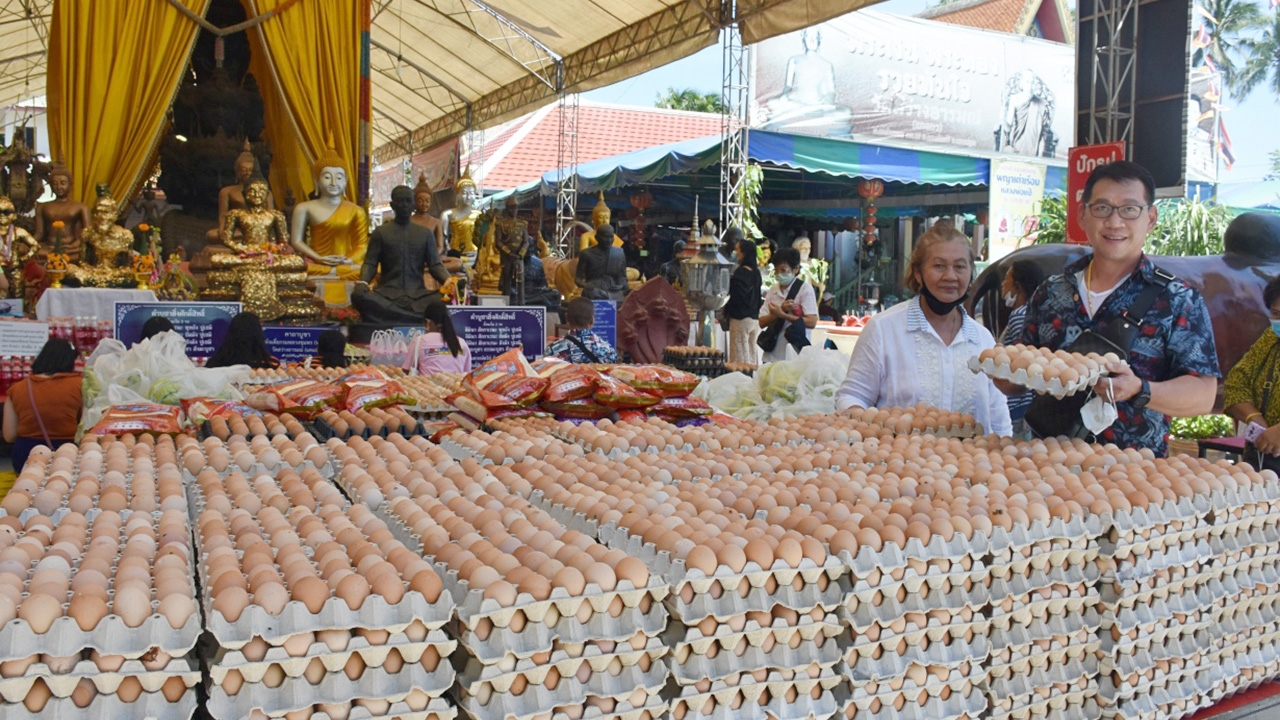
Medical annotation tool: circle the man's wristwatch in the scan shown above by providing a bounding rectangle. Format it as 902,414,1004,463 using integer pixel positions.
1131,378,1151,410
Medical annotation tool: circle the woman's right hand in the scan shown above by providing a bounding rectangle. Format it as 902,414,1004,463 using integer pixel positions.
1257,424,1280,456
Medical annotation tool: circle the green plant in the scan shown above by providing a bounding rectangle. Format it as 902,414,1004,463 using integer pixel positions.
1145,198,1234,256
737,163,765,241
655,88,725,113
1020,193,1069,245
1170,414,1235,439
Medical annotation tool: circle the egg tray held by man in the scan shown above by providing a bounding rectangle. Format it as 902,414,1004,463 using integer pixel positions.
970,344,1124,399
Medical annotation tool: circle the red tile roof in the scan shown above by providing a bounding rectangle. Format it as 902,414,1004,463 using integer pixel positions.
918,0,1029,33
461,101,723,191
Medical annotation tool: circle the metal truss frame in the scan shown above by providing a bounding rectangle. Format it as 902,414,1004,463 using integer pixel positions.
554,88,579,256
1086,0,1138,151
719,2,748,235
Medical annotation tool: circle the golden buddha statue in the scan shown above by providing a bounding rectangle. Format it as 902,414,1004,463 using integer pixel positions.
68,192,137,288
0,196,38,300
290,145,368,305
441,168,481,255
473,206,506,296
206,178,315,322
207,140,274,244
577,192,623,251
34,163,90,263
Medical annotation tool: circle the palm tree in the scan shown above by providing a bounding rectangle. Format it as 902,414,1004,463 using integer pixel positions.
1194,0,1265,93
655,88,725,113
1235,10,1280,99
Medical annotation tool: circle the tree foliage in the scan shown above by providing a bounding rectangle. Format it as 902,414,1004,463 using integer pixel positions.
1266,148,1280,181
655,88,725,113
1236,10,1280,100
1196,0,1266,94
1023,195,1234,256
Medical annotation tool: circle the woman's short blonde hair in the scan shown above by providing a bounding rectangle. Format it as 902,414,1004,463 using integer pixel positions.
902,222,974,294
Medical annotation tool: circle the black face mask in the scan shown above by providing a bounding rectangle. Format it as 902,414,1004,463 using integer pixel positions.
920,284,969,316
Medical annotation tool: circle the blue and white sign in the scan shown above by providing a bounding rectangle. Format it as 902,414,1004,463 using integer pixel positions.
115,301,241,357
264,326,330,363
449,306,547,364
591,300,616,348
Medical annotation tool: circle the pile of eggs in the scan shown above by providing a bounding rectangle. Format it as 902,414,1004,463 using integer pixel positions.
398,372,464,412
190,445,454,720
176,433,331,479
333,434,668,720
0,440,201,717
204,411,307,441
314,406,423,441
244,364,407,385
973,344,1119,397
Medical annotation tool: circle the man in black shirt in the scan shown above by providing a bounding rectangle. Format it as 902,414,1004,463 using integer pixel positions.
352,185,450,324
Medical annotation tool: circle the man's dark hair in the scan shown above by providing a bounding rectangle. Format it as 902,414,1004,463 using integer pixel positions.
772,247,801,271
1008,259,1046,299
32,338,77,375
565,297,595,327
1264,275,1280,310
316,329,348,368
1082,160,1156,205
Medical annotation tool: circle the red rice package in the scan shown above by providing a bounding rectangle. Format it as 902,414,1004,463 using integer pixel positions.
420,421,460,443
343,379,411,412
337,366,391,384
462,347,546,408
481,374,548,407
269,379,344,419
90,404,184,436
532,356,571,378
542,397,613,420
650,395,713,419
448,390,540,422
594,375,660,409
181,397,261,424
616,409,648,424
544,365,604,403
608,365,699,398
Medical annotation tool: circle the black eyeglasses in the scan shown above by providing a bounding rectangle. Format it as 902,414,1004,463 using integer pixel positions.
1086,203,1150,220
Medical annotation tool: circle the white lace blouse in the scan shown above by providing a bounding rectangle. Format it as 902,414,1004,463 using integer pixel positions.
834,296,1012,437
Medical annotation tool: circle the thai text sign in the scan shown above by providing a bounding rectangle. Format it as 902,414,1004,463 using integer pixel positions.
989,159,1047,260
1067,142,1127,245
115,302,240,357
448,306,546,364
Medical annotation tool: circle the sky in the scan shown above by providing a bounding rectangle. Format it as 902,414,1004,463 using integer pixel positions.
582,0,1279,184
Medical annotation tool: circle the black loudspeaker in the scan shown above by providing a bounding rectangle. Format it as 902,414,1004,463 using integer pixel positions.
1076,0,1193,190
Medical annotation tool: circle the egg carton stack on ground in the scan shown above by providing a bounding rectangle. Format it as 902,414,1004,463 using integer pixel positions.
341,437,669,720
507,449,848,720
400,372,465,419
0,440,202,720
188,448,456,720
1200,464,1280,706
986,512,1102,720
200,411,308,442
1094,458,1221,720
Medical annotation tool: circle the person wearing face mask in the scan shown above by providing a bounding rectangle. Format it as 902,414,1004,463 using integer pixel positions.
758,247,818,364
725,238,764,364
1225,276,1280,470
835,223,1012,436
998,260,1046,436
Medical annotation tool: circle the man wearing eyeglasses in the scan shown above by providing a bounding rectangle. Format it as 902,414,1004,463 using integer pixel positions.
1000,161,1219,455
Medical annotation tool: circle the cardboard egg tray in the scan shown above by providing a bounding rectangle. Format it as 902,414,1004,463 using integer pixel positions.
544,693,667,720
845,663,984,707
1207,521,1280,555
0,654,200,702
668,669,850,720
968,354,1104,399
845,563,990,609
1096,495,1210,538
1101,652,1215,700
456,637,668,695
1097,663,1219,711
989,627,1098,670
669,612,843,657
206,660,455,720
455,664,667,720
988,691,1102,720
180,453,336,486
1099,540,1216,585
987,650,1098,686
671,636,843,685
986,666,1097,708
837,530,991,580
989,605,1100,640
289,696,456,720
840,688,985,720
196,416,298,442
0,688,198,720
845,576,991,625
208,628,457,683
844,634,990,681
1101,522,1213,561
990,567,1101,604
845,615,989,666
461,691,665,720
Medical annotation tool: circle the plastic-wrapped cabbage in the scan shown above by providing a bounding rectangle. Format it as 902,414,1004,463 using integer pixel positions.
695,346,849,420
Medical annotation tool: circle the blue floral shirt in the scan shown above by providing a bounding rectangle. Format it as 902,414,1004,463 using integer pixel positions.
547,329,619,364
1018,254,1220,456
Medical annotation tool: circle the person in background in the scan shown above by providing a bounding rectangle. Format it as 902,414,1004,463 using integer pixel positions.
999,259,1046,436
403,299,472,375
835,223,1012,436
725,238,763,365
758,247,818,364
139,316,176,342
307,329,349,369
548,297,618,364
660,240,686,287
3,339,82,472
1225,276,1280,470
206,312,279,369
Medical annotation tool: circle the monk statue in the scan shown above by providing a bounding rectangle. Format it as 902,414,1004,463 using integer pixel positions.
441,168,481,255
34,162,90,263
577,192,621,252
352,185,449,325
205,177,314,322
0,196,38,300
290,145,368,305
68,191,136,288
494,196,529,300
759,28,853,137
207,140,273,243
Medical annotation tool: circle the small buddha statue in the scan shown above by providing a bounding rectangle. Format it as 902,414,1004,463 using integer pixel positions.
290,145,368,305
577,192,622,251
207,140,273,244
493,196,529,299
207,178,315,322
68,192,137,288
34,162,90,263
0,196,38,300
472,213,503,296
411,173,444,254
441,168,482,255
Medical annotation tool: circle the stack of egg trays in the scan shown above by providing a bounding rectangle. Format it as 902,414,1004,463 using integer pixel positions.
1200,475,1280,707
1095,495,1218,720
986,515,1102,720
0,506,202,720
839,532,989,720
188,464,457,720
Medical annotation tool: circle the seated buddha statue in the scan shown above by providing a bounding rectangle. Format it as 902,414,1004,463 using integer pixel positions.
577,192,622,251
290,146,368,305
34,162,90,264
205,178,315,322
67,191,137,288
441,168,482,256
0,195,39,300
206,140,273,244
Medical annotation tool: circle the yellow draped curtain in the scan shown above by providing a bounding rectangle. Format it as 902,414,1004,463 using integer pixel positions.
48,0,211,208
243,0,362,205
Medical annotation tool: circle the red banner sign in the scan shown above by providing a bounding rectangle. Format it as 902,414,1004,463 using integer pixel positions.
1066,141,1126,245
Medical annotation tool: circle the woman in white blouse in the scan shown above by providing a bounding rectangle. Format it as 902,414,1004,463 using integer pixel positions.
835,223,1012,436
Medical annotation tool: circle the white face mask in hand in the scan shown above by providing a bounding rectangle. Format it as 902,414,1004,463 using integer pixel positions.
1081,377,1118,435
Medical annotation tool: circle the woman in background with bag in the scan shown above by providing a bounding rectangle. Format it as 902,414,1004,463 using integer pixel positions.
1225,276,1280,470
3,339,82,472
758,247,817,364
725,238,763,365
835,223,1011,436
